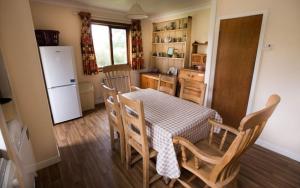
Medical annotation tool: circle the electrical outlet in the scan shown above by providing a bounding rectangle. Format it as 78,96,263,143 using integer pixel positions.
264,43,272,50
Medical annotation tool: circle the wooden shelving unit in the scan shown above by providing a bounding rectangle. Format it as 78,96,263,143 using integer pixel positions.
153,28,188,34
152,42,186,45
151,17,192,73
152,56,185,60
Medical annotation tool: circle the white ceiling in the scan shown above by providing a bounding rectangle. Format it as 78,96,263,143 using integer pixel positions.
33,0,210,17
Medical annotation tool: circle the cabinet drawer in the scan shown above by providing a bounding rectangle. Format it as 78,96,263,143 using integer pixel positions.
179,69,204,82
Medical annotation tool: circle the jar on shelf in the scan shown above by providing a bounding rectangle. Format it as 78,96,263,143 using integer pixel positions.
155,35,160,43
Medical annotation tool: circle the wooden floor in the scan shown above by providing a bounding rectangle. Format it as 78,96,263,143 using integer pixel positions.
36,105,300,188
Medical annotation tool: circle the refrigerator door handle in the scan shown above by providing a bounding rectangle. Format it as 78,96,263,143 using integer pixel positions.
49,84,77,89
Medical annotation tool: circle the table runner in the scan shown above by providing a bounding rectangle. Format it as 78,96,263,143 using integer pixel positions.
122,88,222,178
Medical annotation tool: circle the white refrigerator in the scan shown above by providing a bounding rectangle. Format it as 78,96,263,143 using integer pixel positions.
39,46,82,124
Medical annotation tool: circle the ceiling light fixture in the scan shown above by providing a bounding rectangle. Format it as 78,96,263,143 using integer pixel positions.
127,1,148,20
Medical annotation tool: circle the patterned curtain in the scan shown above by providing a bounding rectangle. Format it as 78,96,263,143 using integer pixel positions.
79,12,99,75
130,20,144,70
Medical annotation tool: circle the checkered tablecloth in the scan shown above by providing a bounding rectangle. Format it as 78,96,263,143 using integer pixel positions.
122,88,222,179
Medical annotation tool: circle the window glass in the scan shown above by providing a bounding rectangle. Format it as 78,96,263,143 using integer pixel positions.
91,24,111,67
112,28,128,65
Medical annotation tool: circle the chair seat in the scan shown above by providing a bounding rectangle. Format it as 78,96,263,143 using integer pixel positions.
180,139,224,185
129,138,158,158
195,139,224,157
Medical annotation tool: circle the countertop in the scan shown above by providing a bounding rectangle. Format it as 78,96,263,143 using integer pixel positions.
140,69,205,79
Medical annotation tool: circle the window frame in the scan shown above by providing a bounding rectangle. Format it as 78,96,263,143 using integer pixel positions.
91,20,131,70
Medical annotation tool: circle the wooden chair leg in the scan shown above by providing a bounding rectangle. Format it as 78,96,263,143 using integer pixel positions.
149,174,162,184
149,160,156,170
119,133,125,164
187,175,196,183
126,143,132,170
131,154,143,166
109,125,114,151
143,156,150,188
223,178,238,188
169,179,177,188
163,177,170,185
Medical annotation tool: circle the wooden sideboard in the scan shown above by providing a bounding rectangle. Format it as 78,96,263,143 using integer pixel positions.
140,73,160,89
140,69,204,92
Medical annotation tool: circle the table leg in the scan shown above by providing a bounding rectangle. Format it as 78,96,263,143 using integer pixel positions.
163,176,170,184
169,179,177,188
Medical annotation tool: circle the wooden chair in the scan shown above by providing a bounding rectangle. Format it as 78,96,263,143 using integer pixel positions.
157,75,177,96
119,94,161,188
101,83,125,163
103,64,139,93
180,79,207,105
171,94,280,188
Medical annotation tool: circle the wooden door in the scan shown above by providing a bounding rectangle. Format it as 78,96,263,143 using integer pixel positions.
212,15,263,128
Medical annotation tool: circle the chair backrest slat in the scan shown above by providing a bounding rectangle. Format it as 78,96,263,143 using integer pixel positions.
119,94,149,155
210,94,280,182
180,79,206,105
219,130,228,150
103,64,132,93
157,75,177,96
101,84,123,131
175,94,280,185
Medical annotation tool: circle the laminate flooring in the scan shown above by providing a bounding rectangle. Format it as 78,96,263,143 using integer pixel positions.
36,105,300,188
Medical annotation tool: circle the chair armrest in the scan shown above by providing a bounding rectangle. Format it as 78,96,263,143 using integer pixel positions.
130,85,141,92
173,136,223,165
208,119,239,135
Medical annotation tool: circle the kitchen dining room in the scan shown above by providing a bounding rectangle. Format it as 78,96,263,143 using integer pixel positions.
0,0,300,188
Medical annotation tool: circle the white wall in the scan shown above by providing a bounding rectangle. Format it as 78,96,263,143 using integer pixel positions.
214,0,300,161
30,1,133,102
0,0,59,165
0,53,12,98
29,2,211,92
141,19,154,70
0,130,6,151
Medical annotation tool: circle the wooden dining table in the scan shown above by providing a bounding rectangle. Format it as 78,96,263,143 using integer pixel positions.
122,88,222,179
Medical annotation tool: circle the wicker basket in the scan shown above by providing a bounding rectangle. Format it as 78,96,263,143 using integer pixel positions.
35,30,59,46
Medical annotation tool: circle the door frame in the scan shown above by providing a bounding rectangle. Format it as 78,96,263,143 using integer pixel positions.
205,9,269,114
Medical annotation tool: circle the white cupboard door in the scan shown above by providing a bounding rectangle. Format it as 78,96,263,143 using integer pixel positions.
40,46,76,88
48,85,82,124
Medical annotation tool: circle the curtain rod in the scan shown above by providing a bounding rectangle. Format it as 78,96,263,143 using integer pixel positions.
73,11,132,24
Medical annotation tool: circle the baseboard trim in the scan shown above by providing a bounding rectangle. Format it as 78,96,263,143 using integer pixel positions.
256,138,300,162
28,154,61,172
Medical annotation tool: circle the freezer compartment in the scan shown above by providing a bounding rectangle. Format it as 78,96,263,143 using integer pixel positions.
48,85,82,124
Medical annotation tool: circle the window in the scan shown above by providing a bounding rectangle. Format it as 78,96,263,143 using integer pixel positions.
91,22,129,68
